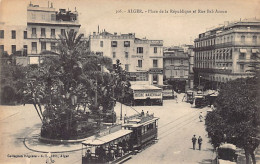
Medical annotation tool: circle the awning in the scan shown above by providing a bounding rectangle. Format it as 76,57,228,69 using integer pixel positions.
252,49,260,53
240,49,247,53
82,130,132,146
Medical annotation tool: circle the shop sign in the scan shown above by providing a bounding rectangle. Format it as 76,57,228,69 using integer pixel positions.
134,90,162,99
149,68,163,74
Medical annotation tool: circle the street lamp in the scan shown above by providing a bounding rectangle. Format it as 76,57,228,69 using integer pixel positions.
199,75,202,88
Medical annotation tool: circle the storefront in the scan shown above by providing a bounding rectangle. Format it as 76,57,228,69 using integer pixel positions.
130,85,163,106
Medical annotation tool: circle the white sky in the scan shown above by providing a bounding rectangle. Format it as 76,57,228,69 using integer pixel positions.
0,0,259,46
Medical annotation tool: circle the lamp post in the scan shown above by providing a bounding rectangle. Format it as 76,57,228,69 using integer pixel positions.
199,75,202,88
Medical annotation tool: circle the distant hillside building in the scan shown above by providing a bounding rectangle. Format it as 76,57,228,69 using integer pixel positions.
89,31,164,86
193,18,260,89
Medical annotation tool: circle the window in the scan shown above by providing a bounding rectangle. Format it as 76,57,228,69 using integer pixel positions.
138,60,142,67
100,41,103,47
125,64,129,71
61,29,65,36
24,31,27,39
11,30,16,39
125,52,129,58
251,53,257,60
153,74,158,84
51,29,55,38
124,41,130,47
51,43,56,51
11,45,16,54
51,14,56,21
180,59,183,65
112,52,116,58
153,59,158,68
0,45,4,54
32,42,37,52
31,13,36,19
32,28,36,37
23,45,27,56
253,36,257,44
111,41,117,47
135,72,148,81
41,42,46,51
0,30,4,38
240,64,244,72
41,28,46,37
241,35,245,43
137,47,143,53
154,47,157,53
180,70,184,77
239,53,245,59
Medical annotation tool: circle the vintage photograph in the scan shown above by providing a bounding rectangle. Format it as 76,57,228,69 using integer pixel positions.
0,0,259,163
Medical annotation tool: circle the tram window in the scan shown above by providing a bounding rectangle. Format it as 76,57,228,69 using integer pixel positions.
138,129,142,135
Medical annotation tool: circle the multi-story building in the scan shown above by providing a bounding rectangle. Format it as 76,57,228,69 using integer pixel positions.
163,46,190,92
0,23,27,57
0,2,82,65
89,31,164,85
194,18,260,89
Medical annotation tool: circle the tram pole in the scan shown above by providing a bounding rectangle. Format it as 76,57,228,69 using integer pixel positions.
120,98,122,121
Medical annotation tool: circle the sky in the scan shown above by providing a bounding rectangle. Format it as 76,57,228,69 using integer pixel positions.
0,0,259,46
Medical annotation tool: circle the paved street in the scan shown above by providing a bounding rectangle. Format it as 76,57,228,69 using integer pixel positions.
0,93,215,164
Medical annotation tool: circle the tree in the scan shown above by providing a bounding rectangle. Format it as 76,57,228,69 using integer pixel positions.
23,30,132,139
205,76,260,164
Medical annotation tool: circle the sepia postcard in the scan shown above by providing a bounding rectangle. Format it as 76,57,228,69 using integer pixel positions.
0,0,259,164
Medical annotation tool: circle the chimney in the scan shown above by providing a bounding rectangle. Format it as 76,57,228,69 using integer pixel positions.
114,32,117,35
50,3,53,8
93,32,96,36
98,25,99,34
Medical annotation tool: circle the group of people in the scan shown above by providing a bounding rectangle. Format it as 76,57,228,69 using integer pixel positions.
84,141,131,162
191,135,203,150
140,110,149,117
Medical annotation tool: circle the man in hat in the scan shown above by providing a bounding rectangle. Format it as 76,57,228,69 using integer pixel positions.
192,135,197,150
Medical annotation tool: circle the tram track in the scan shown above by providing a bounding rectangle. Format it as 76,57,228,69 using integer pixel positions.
158,107,209,140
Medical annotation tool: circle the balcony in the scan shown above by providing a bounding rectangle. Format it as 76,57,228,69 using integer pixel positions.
237,58,260,63
40,34,46,38
31,49,37,54
193,67,232,74
31,34,37,38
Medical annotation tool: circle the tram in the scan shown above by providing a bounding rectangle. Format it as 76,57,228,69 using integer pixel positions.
81,113,159,164
122,112,159,150
216,143,238,164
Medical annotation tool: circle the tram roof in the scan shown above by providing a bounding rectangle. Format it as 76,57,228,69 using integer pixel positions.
130,85,162,91
122,117,159,128
82,129,132,146
219,143,236,150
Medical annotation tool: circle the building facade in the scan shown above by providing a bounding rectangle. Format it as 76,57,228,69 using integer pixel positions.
0,3,82,65
163,46,190,92
89,32,164,85
194,18,260,89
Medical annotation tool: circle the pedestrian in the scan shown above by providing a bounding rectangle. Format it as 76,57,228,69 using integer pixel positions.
199,112,203,122
146,111,149,117
46,152,55,164
175,94,178,103
192,135,197,150
141,110,144,116
198,136,203,150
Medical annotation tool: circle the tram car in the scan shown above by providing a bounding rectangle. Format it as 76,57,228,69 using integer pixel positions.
81,113,159,164
216,143,238,164
122,112,159,150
